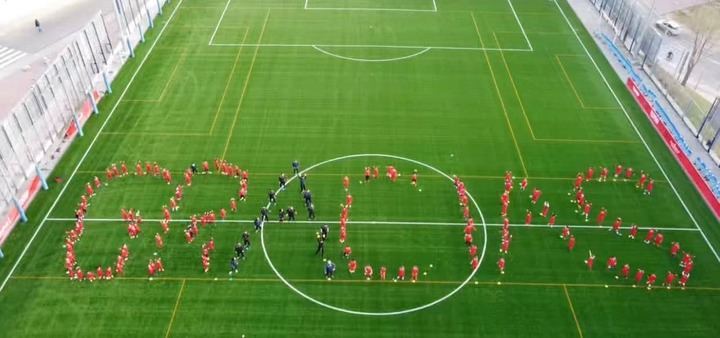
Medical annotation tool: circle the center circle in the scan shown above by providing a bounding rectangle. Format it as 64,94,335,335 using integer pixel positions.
260,153,487,316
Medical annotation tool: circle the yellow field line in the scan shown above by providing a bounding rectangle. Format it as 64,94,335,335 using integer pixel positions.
555,54,621,110
563,284,585,338
493,32,537,140
164,279,186,338
208,27,250,134
221,10,270,158
123,49,188,103
495,30,571,35
473,13,528,177
9,275,717,291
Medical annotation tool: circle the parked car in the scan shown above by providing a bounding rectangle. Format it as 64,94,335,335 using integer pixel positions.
655,19,681,36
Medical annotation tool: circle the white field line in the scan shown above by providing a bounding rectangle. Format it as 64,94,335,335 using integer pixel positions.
304,0,308,10
208,0,232,45
552,0,720,263
306,7,436,12
44,217,699,232
432,0,437,12
312,45,431,62
209,43,532,52
506,0,533,51
0,0,186,295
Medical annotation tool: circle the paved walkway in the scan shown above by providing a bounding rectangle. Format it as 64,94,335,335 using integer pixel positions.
567,0,720,185
0,0,114,119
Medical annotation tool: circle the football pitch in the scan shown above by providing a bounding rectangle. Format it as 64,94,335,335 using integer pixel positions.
2,0,720,336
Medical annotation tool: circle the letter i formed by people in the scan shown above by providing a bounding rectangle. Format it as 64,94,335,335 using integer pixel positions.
35,19,42,32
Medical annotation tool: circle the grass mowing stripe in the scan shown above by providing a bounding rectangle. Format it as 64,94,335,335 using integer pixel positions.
0,0,186,295
9,276,720,291
473,12,529,177
563,284,585,338
208,27,250,134
552,0,720,263
221,9,270,158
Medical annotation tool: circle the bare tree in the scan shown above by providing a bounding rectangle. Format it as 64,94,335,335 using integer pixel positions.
679,1,720,86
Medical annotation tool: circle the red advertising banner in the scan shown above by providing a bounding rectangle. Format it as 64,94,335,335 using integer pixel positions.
627,78,720,220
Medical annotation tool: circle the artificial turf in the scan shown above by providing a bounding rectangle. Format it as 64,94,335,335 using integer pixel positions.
1,0,719,336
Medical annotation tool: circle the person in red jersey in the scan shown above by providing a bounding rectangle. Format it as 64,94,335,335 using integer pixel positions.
120,162,128,176
239,185,248,201
169,197,178,212
548,213,557,227
614,164,623,180
519,177,528,191
135,161,144,176
162,169,172,185
679,272,690,289
105,266,113,280
120,244,129,261
573,173,583,192
220,208,227,220
155,233,164,249
606,256,618,270
175,185,183,201
380,266,387,280
148,260,156,277
582,201,592,222
202,255,210,273
345,194,353,208
585,167,594,181
184,170,192,186
500,239,510,254
636,171,647,189
525,209,532,225
105,167,113,181
155,258,164,272
411,170,418,187
628,224,638,239
654,232,664,247
504,178,512,193
208,237,216,252
343,245,352,258
464,233,473,246
463,205,471,220
93,176,102,189
348,259,357,274
504,171,513,183
343,175,350,191
663,271,676,289
160,220,169,234
540,201,550,218
411,265,420,282
644,179,655,195
618,263,630,279
202,161,210,174
466,217,476,230
584,251,595,270
86,271,96,282
145,161,152,174
364,167,371,183
530,187,541,204
397,265,406,280
364,265,373,280
596,207,607,225
184,230,193,243
599,166,609,182
561,226,571,240
683,260,694,275
471,255,480,270
226,199,236,215
610,217,622,235
502,217,510,231
670,242,681,257
497,257,506,274
644,228,656,244
96,266,104,280
372,166,379,179
469,244,478,257
646,273,657,289
575,191,585,212
500,191,509,207
76,268,84,281
633,269,645,287
568,235,576,251
339,226,347,243
624,167,633,181
85,183,94,197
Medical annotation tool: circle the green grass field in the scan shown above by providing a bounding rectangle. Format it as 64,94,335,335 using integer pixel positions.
1,0,720,336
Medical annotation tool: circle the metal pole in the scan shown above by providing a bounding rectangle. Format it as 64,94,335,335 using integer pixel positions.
35,165,48,190
11,196,27,223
